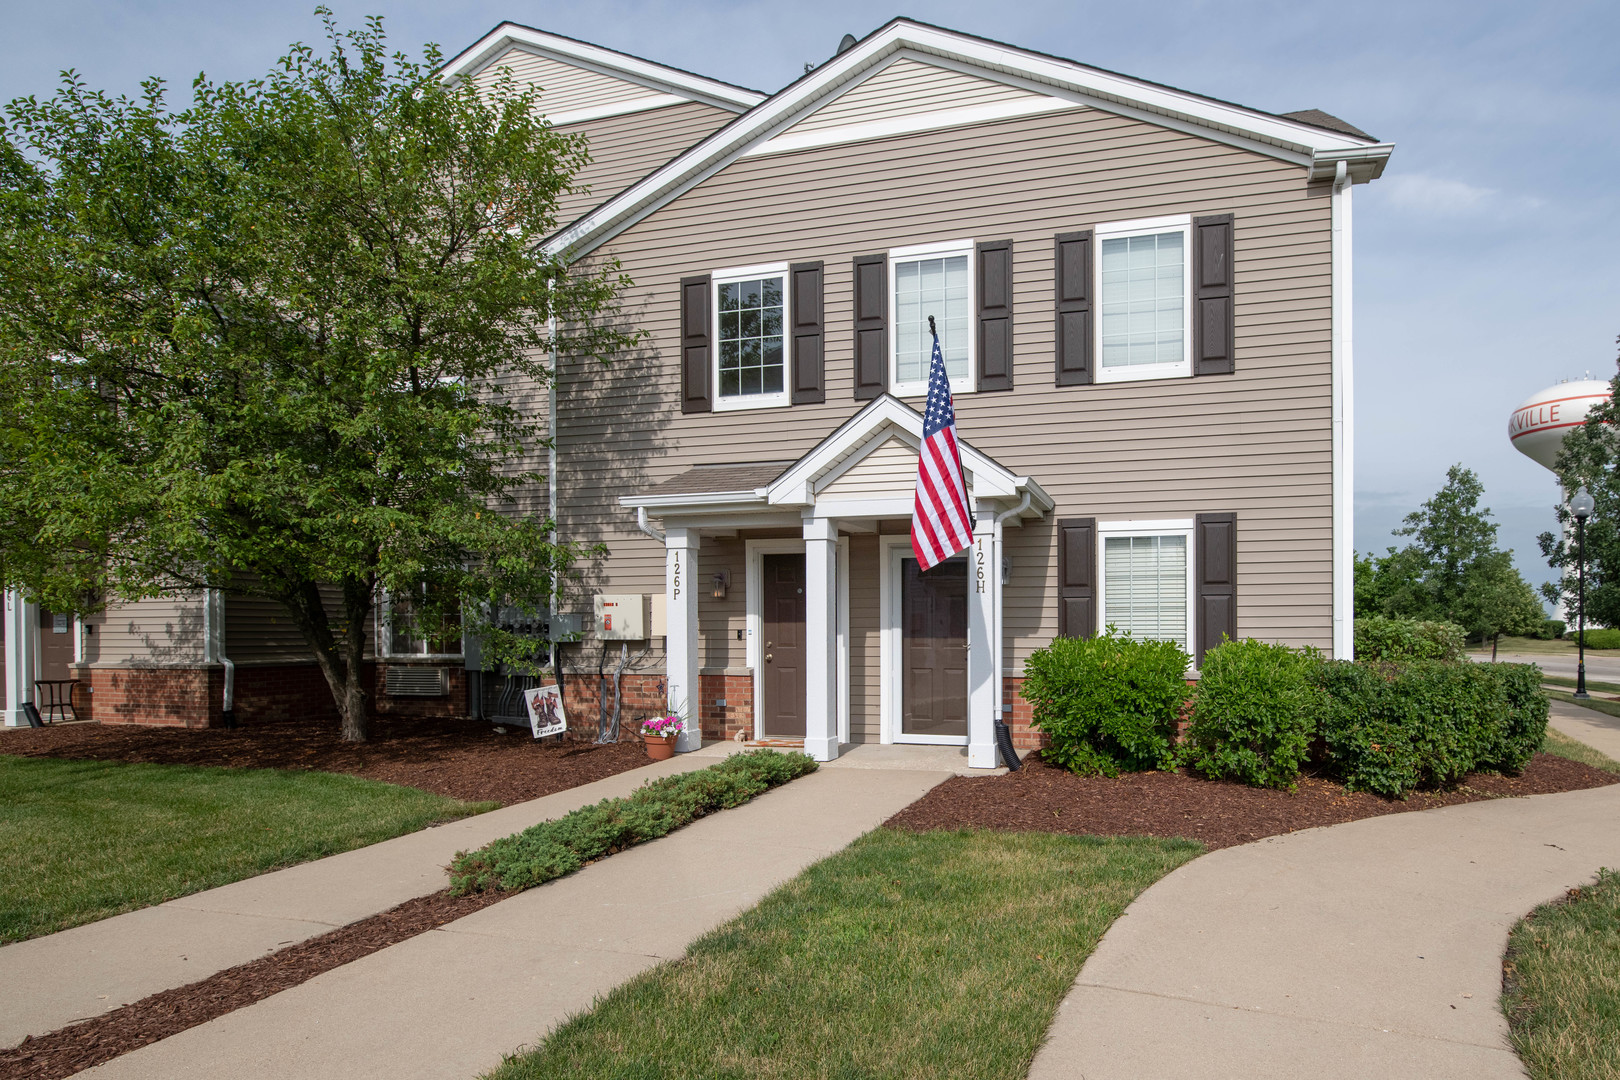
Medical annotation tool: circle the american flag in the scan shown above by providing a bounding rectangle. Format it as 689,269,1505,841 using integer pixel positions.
911,329,973,570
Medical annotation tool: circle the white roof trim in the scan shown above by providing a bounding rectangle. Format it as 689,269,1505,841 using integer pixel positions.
544,94,690,127
543,20,1391,260
744,94,1079,157
443,23,766,114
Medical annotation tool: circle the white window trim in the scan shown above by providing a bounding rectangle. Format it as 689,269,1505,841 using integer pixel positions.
377,591,465,661
711,261,792,412
1096,518,1196,655
888,240,976,398
1094,214,1194,385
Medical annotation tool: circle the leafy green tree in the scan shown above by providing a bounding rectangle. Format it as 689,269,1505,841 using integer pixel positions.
1392,465,1501,620
1455,550,1547,659
1541,342,1620,628
0,13,635,740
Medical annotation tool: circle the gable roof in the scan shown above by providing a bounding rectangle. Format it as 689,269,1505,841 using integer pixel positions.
1280,109,1375,142
442,22,767,123
544,18,1393,260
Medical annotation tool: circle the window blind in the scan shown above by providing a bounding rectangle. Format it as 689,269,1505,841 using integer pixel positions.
1103,534,1188,649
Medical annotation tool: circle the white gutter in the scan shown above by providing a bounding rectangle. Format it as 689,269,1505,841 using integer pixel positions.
636,506,665,544
1330,159,1355,660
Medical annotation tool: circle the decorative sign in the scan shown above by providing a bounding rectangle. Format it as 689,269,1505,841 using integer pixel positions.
523,685,567,740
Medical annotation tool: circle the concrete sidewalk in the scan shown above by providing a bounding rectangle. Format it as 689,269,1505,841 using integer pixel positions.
0,741,752,1049
1548,697,1620,761
1030,782,1620,1080
75,754,953,1080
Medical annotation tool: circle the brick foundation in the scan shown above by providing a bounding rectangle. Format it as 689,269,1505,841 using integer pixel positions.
699,672,754,741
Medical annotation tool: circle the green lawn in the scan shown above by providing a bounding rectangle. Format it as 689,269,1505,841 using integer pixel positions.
0,755,493,943
1543,729,1620,775
1541,674,1620,695
1469,637,1620,658
1546,689,1620,722
1503,868,1620,1080
486,828,1201,1080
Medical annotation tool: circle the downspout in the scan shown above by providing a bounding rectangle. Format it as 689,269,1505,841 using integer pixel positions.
1330,159,1355,660
991,491,1031,769
203,589,235,728
636,506,665,544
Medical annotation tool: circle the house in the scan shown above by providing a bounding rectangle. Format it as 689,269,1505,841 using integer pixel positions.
3,19,1391,761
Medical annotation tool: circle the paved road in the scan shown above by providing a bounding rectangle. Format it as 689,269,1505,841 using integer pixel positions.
75,754,955,1080
1472,649,1620,682
1030,784,1620,1079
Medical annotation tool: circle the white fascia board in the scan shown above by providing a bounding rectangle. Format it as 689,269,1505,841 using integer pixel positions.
543,22,1389,262
1310,144,1395,185
544,94,690,127
618,491,767,512
767,397,921,503
443,24,766,113
745,95,1079,157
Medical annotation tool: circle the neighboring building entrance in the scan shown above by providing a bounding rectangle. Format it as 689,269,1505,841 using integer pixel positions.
39,609,74,681
760,553,806,737
901,557,968,740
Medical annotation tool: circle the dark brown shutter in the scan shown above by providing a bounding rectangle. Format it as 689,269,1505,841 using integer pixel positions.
852,254,888,400
679,274,711,413
1057,517,1096,639
1054,230,1093,386
976,239,1013,392
1195,512,1237,665
789,261,825,405
1192,214,1235,376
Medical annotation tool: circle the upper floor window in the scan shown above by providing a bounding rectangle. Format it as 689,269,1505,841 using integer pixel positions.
1097,215,1192,383
713,264,789,410
890,240,974,397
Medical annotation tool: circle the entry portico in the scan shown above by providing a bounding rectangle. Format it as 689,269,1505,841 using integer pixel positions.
622,395,1051,768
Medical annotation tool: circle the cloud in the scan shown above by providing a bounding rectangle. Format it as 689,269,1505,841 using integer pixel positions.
1376,172,1544,217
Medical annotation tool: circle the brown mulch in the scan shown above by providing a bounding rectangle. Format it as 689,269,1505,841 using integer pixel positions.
0,888,506,1080
0,713,653,805
885,751,1620,850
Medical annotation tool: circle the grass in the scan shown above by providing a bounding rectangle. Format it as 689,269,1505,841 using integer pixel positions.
1541,674,1620,695
1468,636,1620,658
1503,868,1620,1080
0,755,494,943
1542,729,1620,775
1546,689,1620,722
485,828,1202,1080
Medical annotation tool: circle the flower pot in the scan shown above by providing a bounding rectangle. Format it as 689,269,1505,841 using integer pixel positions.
643,733,677,760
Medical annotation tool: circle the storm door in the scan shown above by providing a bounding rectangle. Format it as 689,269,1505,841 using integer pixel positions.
900,557,968,740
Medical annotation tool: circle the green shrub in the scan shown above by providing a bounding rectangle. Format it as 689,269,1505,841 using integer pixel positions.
1315,660,1546,797
1533,619,1566,641
1353,616,1466,662
1022,628,1189,776
1573,628,1620,649
448,751,816,894
1182,639,1322,789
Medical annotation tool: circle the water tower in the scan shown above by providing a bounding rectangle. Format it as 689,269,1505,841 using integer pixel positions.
1509,379,1611,472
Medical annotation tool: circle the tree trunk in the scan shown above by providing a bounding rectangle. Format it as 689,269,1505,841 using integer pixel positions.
278,574,374,742
1491,633,1499,662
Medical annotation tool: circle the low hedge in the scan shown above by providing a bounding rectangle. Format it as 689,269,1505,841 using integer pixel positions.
449,750,816,895
1182,639,1322,789
1315,659,1546,797
1572,628,1620,650
1353,616,1466,662
1022,628,1188,777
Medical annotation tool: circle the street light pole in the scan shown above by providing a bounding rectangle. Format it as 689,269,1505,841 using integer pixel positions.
1571,486,1595,700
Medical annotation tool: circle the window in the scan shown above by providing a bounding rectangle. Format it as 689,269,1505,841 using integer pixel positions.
713,264,790,410
383,587,462,658
1096,215,1192,383
890,240,974,396
1099,519,1195,653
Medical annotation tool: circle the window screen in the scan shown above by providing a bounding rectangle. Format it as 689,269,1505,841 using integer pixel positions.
1100,231,1185,369
1103,534,1188,649
894,254,970,386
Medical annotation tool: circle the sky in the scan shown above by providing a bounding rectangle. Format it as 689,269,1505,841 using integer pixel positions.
3,0,1616,596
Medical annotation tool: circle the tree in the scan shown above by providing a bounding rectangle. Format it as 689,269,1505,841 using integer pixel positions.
1455,550,1546,660
1540,336,1620,628
0,13,636,740
1391,464,1501,621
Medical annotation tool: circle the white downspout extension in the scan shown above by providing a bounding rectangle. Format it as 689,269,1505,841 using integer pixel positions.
1330,159,1355,660
202,589,234,721
992,491,1032,733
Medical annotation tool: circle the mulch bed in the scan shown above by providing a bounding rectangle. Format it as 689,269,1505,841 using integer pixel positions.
885,751,1620,850
0,888,506,1080
0,713,652,805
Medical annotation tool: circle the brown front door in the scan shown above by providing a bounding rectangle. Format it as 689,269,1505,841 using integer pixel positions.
761,553,806,738
902,557,968,739
39,609,74,681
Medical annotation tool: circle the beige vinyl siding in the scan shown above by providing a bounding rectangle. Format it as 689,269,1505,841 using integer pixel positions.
83,596,206,666
847,535,880,742
793,57,1042,133
549,101,1337,687
470,46,665,116
224,583,379,666
552,102,736,228
817,437,917,498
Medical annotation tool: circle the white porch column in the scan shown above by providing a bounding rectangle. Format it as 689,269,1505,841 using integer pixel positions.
803,516,839,762
665,527,702,752
4,590,38,727
967,510,998,768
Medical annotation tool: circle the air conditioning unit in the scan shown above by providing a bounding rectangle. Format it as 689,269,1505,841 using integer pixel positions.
385,666,446,697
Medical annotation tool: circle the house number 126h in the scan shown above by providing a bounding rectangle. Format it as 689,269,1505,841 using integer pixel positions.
975,544,986,593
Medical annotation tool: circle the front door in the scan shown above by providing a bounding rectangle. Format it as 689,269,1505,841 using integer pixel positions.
39,609,74,681
761,553,806,738
901,557,968,740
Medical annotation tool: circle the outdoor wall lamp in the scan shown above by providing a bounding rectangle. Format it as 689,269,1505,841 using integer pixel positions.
1571,486,1594,700
711,570,729,600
